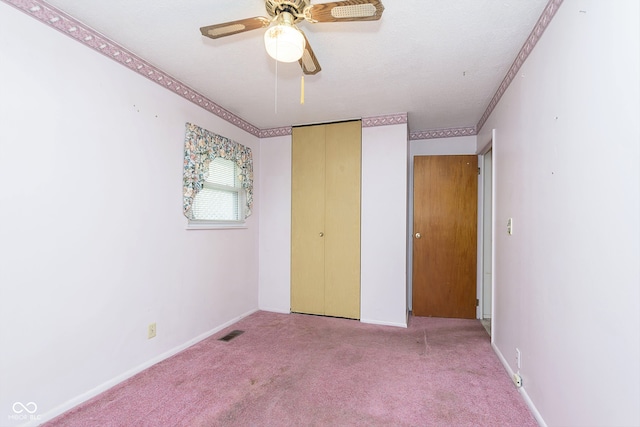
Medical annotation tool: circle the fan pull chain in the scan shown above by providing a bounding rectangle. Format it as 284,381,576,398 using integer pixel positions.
300,75,305,104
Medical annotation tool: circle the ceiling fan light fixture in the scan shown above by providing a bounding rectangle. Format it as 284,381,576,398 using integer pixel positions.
264,12,305,63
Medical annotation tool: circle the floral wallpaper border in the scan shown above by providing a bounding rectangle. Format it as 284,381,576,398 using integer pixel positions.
3,0,562,140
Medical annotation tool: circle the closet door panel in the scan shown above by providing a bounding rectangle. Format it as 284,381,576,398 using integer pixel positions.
291,125,326,315
324,121,361,319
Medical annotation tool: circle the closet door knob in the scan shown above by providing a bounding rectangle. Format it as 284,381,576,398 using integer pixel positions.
415,232,421,239
319,232,324,237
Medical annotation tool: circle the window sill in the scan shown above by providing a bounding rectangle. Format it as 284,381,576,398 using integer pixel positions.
186,221,247,230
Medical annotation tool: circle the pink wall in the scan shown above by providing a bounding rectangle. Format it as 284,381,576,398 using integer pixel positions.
258,135,292,313
478,1,640,425
0,3,260,423
360,124,409,327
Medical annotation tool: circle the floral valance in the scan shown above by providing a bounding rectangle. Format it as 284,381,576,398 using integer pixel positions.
183,122,253,220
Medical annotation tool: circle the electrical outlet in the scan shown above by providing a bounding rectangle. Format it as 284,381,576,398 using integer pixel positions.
516,348,521,369
148,322,157,339
513,373,523,388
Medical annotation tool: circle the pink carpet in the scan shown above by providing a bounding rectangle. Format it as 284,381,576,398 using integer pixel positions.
46,311,537,426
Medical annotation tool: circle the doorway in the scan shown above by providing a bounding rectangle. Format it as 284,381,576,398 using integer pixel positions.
412,155,478,319
482,148,493,321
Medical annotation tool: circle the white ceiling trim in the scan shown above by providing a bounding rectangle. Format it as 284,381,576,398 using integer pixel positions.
3,0,563,141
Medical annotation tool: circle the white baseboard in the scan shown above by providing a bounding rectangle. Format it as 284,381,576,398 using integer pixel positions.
258,309,409,328
491,342,547,427
30,308,259,427
259,306,291,314
360,318,407,328
518,384,547,427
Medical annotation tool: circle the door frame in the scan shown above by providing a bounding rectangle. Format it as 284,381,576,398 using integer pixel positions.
477,129,496,336
408,132,495,322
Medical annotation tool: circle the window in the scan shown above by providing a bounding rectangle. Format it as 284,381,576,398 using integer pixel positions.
182,122,253,229
191,157,245,222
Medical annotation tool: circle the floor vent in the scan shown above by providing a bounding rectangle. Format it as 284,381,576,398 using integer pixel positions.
218,330,244,342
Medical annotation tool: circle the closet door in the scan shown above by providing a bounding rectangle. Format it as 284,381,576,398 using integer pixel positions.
324,121,361,319
290,121,361,319
291,125,326,315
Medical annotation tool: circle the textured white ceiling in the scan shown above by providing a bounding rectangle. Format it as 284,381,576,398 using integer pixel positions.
37,0,550,134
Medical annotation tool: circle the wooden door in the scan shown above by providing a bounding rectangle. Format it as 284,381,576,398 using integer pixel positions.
412,155,477,318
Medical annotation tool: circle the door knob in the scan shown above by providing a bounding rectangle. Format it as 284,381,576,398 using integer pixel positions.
319,232,324,237
415,232,421,239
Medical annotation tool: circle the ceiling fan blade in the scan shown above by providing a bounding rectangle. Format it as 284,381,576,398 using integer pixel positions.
299,32,321,75
200,17,271,39
305,0,384,23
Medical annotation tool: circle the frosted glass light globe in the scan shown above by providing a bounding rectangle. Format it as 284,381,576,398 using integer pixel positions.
264,24,305,63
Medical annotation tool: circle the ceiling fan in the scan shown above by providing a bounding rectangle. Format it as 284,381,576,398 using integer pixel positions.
200,0,385,75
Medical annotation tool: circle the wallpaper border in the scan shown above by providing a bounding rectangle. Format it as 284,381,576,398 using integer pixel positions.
2,0,563,141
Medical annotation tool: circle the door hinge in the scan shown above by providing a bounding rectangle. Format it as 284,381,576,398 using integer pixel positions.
478,167,481,175
476,298,480,307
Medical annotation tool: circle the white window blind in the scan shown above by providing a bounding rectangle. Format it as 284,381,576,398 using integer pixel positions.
191,157,243,221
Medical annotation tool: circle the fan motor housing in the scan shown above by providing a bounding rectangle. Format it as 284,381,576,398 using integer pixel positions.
265,0,310,23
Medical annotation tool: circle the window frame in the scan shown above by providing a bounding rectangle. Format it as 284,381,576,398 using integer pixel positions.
187,188,247,228
189,157,246,226
182,123,253,230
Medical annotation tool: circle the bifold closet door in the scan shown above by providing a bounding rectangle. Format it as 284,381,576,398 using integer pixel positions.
290,121,361,319
324,122,361,319
291,124,326,316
